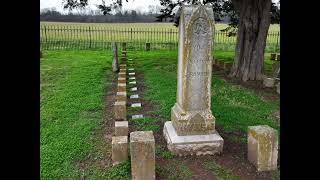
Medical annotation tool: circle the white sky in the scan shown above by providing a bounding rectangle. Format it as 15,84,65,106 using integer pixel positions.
40,0,279,13
40,0,161,13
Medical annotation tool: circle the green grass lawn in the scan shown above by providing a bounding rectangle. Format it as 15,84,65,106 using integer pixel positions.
128,49,280,134
40,49,279,179
40,50,112,179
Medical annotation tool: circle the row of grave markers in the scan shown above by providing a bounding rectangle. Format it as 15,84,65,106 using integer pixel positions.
110,5,278,176
111,45,156,179
213,57,280,94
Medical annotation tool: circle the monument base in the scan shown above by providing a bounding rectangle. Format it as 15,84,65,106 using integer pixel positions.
163,121,224,156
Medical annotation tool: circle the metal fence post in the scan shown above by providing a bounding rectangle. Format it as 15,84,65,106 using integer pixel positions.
275,32,280,53
44,25,48,44
89,26,92,49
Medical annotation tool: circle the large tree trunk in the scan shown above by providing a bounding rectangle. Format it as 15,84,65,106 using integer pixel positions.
229,0,272,81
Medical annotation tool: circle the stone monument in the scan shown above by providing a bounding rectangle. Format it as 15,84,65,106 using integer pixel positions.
112,42,119,72
247,125,278,171
163,4,224,156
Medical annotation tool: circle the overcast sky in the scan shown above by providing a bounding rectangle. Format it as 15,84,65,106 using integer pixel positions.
40,0,279,13
40,0,161,13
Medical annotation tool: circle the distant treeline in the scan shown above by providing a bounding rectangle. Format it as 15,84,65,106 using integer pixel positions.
40,8,230,23
40,8,171,23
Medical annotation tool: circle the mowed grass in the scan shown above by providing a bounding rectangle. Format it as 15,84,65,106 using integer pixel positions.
40,50,111,179
128,49,279,135
40,49,279,179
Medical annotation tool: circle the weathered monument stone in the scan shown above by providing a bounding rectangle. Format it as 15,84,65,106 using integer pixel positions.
115,121,128,136
248,125,278,171
276,82,280,94
130,131,155,180
116,91,127,101
121,51,127,57
118,77,126,84
119,72,126,79
117,83,126,92
119,68,126,73
263,77,275,88
112,42,119,72
163,5,224,156
114,101,126,120
112,136,128,165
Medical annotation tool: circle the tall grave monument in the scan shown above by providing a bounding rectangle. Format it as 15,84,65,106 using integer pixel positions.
163,4,224,156
112,41,119,72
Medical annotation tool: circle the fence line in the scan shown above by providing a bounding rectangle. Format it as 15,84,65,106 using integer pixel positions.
40,25,280,52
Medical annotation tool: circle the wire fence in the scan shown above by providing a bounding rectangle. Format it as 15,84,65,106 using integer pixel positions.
40,25,280,52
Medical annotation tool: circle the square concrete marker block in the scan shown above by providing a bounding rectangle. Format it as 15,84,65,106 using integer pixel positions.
115,121,128,136
114,101,126,120
248,125,278,171
118,78,126,84
116,92,127,101
117,83,126,92
119,72,126,79
129,72,135,76
131,103,141,108
263,77,275,88
130,94,139,99
131,87,137,91
129,81,136,85
129,77,136,80
132,114,143,119
112,136,128,165
130,131,155,180
128,68,134,71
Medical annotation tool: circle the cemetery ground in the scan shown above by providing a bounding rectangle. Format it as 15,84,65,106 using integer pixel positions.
41,49,280,179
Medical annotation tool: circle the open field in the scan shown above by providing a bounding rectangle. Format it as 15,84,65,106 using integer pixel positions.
40,22,280,32
40,49,279,179
40,22,280,52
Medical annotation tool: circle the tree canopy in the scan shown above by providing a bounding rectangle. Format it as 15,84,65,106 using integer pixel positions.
63,0,280,33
